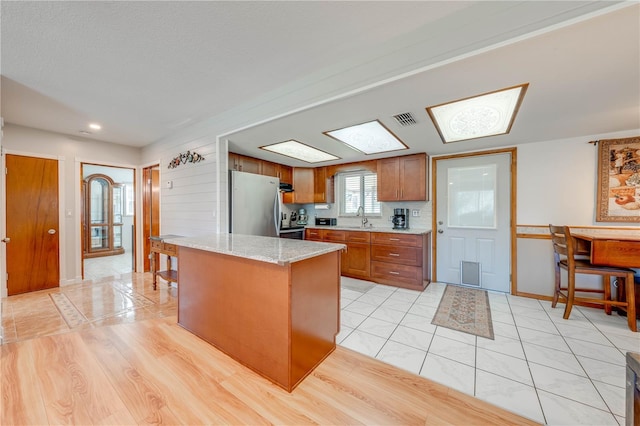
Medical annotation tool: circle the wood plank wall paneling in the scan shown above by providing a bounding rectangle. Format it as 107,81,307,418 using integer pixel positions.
160,139,221,236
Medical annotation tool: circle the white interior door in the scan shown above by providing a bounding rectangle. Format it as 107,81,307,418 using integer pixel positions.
435,152,511,292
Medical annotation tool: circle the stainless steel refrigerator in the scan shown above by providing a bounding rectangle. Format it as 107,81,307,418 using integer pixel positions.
229,170,280,237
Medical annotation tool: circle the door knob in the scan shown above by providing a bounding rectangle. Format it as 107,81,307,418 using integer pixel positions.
48,229,56,234
1,237,9,243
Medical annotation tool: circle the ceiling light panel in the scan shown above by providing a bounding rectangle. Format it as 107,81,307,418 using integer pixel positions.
324,120,408,155
426,83,529,143
260,140,340,163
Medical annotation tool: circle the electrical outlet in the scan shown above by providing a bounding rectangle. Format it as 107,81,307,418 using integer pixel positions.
412,209,420,217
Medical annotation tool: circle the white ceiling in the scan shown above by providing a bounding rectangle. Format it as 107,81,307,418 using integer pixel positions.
2,1,638,167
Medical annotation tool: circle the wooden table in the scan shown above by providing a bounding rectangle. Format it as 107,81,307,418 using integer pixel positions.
572,232,640,321
572,232,640,268
150,235,182,290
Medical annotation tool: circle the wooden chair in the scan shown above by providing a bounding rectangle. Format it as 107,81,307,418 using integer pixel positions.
549,225,637,332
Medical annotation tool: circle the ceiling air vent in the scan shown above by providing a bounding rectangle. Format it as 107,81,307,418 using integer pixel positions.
392,112,417,127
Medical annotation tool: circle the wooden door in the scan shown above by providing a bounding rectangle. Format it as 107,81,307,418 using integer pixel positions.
143,166,160,271
6,155,59,295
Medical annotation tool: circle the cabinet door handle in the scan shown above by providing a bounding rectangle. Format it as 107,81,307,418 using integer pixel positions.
389,238,400,241
389,253,400,256
389,271,400,275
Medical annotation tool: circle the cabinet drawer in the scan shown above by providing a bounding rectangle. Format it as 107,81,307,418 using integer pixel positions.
305,229,323,241
346,231,370,243
371,261,422,286
371,245,422,266
163,243,178,256
323,230,347,242
371,232,422,247
151,240,163,250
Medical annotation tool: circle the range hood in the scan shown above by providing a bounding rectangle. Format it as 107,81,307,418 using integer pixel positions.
279,183,294,192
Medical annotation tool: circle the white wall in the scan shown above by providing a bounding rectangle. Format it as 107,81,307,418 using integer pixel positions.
515,128,640,298
517,132,635,226
1,124,141,286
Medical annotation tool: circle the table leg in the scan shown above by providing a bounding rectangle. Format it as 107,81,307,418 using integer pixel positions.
152,251,158,290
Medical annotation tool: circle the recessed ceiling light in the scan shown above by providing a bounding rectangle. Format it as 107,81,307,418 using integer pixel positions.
323,120,408,154
426,83,529,143
260,140,340,163
89,123,101,130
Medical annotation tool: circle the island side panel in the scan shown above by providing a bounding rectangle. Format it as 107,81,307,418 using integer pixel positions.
290,250,341,389
177,246,290,388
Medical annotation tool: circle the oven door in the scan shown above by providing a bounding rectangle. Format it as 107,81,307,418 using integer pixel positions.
279,228,305,240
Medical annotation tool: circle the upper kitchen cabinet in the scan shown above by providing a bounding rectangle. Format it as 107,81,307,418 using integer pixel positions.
228,153,292,184
261,160,278,177
377,153,428,201
288,167,314,204
314,167,334,204
279,165,292,185
229,153,262,174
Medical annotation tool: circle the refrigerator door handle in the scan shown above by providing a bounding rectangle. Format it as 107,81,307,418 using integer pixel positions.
274,190,281,235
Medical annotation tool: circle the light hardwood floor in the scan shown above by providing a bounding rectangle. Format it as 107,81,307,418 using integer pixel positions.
1,274,538,425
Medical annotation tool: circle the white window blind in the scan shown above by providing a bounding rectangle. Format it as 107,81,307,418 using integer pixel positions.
340,172,380,215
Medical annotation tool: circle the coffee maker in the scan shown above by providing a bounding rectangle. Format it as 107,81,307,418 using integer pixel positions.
296,208,308,225
392,208,409,230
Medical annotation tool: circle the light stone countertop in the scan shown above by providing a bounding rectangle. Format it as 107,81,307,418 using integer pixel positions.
164,233,345,266
305,225,431,235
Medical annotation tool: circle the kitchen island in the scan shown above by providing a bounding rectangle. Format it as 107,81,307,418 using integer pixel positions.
165,234,345,392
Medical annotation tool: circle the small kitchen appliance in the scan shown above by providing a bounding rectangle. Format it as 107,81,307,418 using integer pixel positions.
297,208,308,225
392,208,409,230
315,217,337,226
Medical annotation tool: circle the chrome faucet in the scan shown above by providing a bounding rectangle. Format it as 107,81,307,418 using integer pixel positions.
356,206,368,227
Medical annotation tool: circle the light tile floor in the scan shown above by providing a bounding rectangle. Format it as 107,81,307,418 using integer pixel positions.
83,252,133,281
338,277,639,426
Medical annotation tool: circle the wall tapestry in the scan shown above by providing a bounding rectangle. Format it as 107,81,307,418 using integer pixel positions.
596,136,640,222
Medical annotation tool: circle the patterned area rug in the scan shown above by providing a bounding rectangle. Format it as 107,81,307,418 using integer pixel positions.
431,285,494,339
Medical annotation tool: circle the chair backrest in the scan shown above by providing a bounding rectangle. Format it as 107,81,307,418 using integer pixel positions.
549,224,577,268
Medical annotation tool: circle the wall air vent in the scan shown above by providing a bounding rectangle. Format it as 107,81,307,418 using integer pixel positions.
392,112,417,127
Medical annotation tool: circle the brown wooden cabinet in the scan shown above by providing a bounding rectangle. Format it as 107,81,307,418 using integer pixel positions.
344,232,370,279
377,153,427,201
229,153,262,174
290,167,314,204
261,160,278,177
314,167,334,203
305,227,431,289
305,228,323,241
279,165,293,184
370,231,430,291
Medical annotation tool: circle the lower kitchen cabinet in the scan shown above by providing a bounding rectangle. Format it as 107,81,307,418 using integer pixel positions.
304,228,430,290
344,232,370,279
370,232,430,291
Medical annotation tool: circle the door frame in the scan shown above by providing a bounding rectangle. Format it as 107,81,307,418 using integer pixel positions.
2,150,65,298
74,158,141,282
431,147,517,294
142,164,160,272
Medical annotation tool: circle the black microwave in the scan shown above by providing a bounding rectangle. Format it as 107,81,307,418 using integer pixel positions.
315,217,337,226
